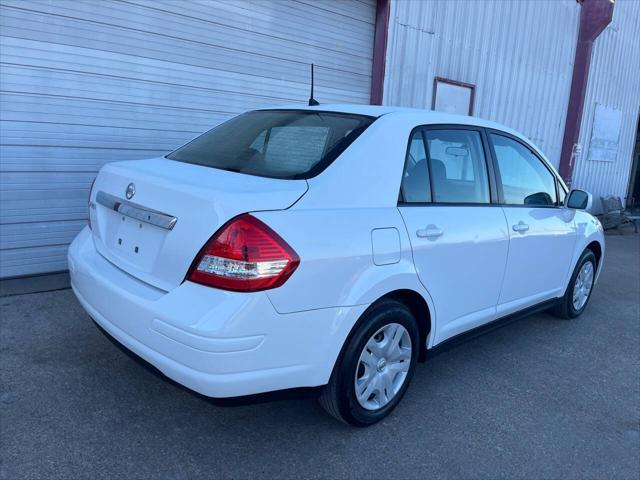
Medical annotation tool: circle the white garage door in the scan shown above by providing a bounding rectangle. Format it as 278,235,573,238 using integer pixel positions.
0,0,375,278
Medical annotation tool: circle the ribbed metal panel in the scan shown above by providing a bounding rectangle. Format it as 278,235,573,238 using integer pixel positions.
384,0,580,167
0,0,375,277
571,0,640,212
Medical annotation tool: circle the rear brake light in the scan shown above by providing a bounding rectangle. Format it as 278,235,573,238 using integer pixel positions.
187,214,299,292
87,177,96,230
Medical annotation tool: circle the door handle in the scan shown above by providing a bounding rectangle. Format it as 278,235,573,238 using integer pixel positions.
512,221,530,233
416,225,444,239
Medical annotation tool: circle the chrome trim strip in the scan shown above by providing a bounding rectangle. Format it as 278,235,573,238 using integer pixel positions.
96,191,178,230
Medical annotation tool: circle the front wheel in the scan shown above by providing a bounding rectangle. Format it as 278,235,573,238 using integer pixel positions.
319,299,419,426
552,249,597,319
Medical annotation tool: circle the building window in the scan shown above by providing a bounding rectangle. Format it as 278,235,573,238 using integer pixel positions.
432,77,476,116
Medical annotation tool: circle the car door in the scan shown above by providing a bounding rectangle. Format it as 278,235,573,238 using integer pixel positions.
488,131,577,316
398,126,509,344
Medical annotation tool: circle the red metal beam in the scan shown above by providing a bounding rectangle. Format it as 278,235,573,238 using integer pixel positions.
558,0,614,185
370,0,390,105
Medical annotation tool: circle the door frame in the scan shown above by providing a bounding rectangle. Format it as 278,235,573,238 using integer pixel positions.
625,113,640,208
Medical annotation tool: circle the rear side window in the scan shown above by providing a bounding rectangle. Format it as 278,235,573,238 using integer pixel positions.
424,129,490,204
401,131,431,203
490,134,558,206
167,110,374,180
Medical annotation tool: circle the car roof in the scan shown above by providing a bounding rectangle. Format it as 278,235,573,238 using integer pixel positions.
263,103,525,141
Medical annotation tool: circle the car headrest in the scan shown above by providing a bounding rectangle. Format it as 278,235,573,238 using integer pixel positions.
430,159,447,181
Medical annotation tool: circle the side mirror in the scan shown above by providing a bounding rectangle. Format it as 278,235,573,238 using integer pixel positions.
566,189,592,210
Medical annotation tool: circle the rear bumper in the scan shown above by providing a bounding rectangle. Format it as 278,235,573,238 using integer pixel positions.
68,227,366,398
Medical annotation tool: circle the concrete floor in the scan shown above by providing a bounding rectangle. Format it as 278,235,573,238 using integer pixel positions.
1,234,638,479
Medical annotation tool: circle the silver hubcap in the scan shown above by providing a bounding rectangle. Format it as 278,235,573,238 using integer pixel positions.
354,323,412,411
572,260,594,310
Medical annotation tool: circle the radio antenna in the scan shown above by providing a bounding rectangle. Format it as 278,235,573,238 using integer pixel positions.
308,63,320,106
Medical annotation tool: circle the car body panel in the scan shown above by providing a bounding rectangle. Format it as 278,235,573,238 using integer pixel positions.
399,205,510,344
564,210,606,290
496,206,578,317
69,227,368,396
69,104,605,399
90,158,307,291
255,208,434,316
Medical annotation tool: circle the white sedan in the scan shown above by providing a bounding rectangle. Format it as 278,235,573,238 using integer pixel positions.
68,105,604,426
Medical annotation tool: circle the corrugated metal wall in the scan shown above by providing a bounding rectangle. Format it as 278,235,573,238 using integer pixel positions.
0,0,376,278
384,0,580,168
571,0,640,212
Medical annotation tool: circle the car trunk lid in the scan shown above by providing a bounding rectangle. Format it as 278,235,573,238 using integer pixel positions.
90,158,308,291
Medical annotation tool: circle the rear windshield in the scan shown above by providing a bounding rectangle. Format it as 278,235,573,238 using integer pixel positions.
166,110,375,179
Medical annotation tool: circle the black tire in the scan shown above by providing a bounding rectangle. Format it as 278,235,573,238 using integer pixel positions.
318,299,420,426
552,249,597,319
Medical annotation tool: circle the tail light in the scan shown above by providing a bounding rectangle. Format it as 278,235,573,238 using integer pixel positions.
87,177,96,230
187,214,299,292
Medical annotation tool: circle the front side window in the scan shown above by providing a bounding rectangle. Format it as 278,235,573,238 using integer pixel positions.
490,134,557,206
167,110,374,179
423,129,490,203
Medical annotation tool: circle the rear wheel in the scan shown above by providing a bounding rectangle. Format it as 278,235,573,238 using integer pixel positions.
319,300,419,426
552,249,597,319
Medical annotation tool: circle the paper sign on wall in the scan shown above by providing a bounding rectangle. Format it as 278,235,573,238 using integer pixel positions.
588,103,622,162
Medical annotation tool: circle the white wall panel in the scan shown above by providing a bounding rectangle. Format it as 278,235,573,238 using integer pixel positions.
0,0,375,277
384,0,580,168
571,0,640,212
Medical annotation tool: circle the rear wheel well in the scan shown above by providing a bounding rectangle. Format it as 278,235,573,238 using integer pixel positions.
586,241,602,267
380,289,431,362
